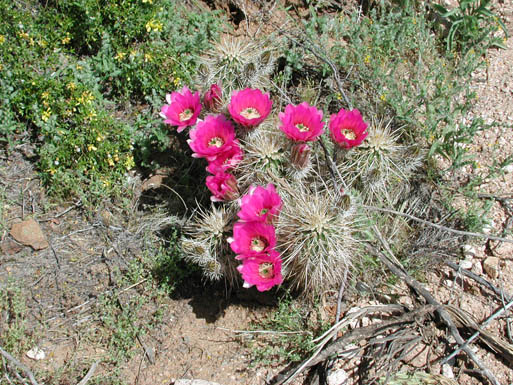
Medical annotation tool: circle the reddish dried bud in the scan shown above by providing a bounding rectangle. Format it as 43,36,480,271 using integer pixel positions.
290,143,311,169
203,84,223,112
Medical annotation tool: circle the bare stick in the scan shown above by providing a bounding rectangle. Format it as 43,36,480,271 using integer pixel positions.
360,204,513,244
369,246,501,385
446,261,511,301
334,266,349,335
442,298,513,365
0,346,40,385
76,361,99,385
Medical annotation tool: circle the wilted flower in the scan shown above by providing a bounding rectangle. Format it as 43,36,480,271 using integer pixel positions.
206,140,243,174
278,102,324,142
203,83,223,112
290,143,311,169
160,86,201,132
238,183,282,223
228,88,272,127
237,250,283,291
206,172,239,202
188,114,236,161
329,108,369,149
228,221,276,256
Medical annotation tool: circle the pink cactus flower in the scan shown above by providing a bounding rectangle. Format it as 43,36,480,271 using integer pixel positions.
279,102,325,142
329,108,369,149
203,84,223,112
206,140,243,174
188,114,236,161
238,184,282,223
205,172,239,202
160,86,201,132
237,250,283,291
228,88,272,127
228,221,277,256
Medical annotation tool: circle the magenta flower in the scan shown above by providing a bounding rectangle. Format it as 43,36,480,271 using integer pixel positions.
228,88,272,127
279,102,324,142
329,108,369,149
238,184,282,223
206,140,243,174
160,86,201,132
188,115,236,161
228,221,276,256
205,172,239,202
237,250,283,291
203,84,223,112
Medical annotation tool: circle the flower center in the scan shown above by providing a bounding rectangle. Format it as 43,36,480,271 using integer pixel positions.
341,129,356,140
240,107,261,120
208,136,224,148
250,236,268,252
259,208,269,216
296,123,310,132
258,262,274,279
179,109,193,121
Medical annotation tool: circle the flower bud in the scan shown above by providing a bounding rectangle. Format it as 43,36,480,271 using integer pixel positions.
203,84,222,112
290,143,311,169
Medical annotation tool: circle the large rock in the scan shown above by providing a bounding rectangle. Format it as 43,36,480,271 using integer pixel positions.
10,218,49,250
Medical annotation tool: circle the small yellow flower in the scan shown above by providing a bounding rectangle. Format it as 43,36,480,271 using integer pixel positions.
145,19,163,33
77,90,94,105
363,55,371,64
124,155,135,170
144,53,153,63
0,35,5,44
38,39,47,48
76,64,83,71
41,108,52,122
67,82,76,91
42,91,50,99
129,49,138,59
19,32,30,40
336,93,342,101
380,94,387,102
107,157,115,167
87,144,97,151
115,51,126,61
62,33,71,45
142,0,153,3
173,77,181,87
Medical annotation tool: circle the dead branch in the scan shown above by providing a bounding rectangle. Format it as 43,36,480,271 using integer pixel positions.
270,305,434,385
76,361,99,385
443,301,513,365
0,346,40,385
368,246,501,385
361,204,513,244
446,261,512,301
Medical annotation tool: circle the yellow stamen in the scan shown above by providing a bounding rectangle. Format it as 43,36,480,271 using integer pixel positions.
250,237,267,252
259,262,274,279
208,137,224,148
341,129,356,140
296,123,310,132
240,107,261,120
179,109,193,121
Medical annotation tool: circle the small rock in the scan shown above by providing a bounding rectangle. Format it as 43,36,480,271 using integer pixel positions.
141,174,166,191
174,380,223,385
483,257,500,278
442,363,455,378
10,218,49,250
444,279,454,288
462,244,476,258
482,223,494,234
459,260,473,270
327,369,349,385
503,163,513,173
26,347,45,360
471,260,483,275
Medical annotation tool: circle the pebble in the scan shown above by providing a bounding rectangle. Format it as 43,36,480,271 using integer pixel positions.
460,260,473,270
26,347,45,360
442,363,455,379
503,163,513,173
462,244,477,258
327,369,349,385
483,257,500,278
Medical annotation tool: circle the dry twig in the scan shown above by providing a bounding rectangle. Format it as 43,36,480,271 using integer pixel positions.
0,346,40,385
